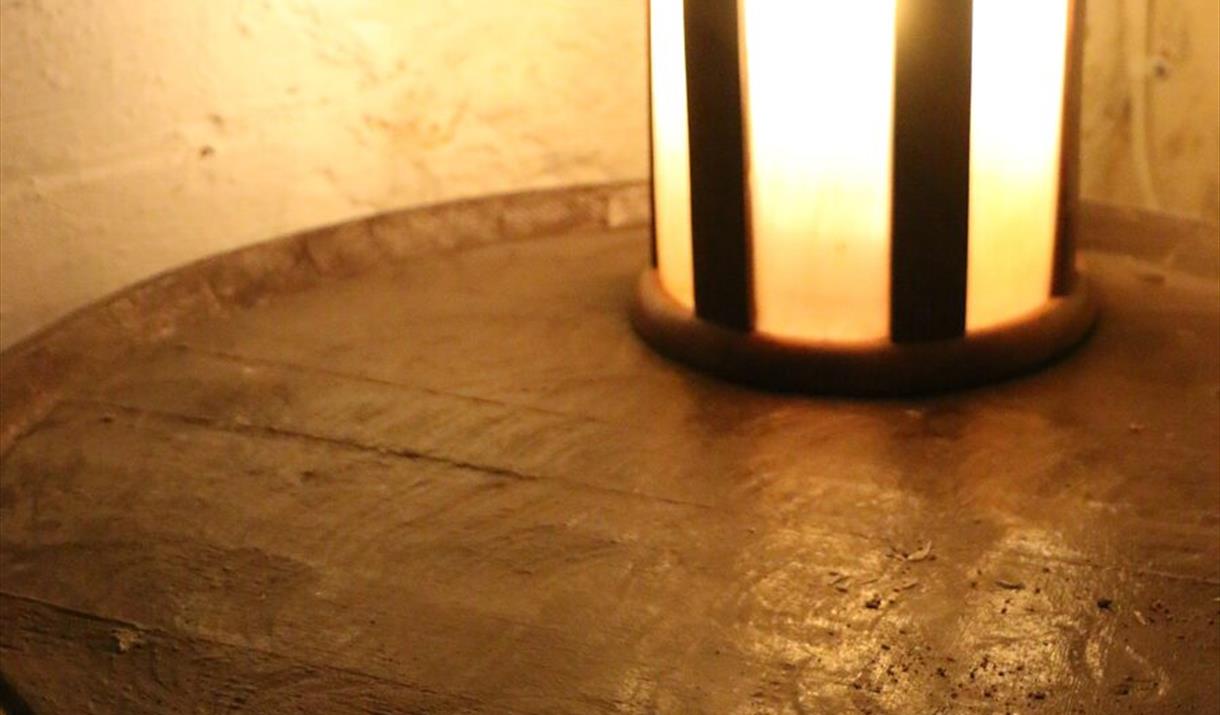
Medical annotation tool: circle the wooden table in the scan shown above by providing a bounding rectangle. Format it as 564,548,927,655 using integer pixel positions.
1,195,1217,713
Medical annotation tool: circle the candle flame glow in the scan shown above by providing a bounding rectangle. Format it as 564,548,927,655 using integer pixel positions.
649,0,1073,342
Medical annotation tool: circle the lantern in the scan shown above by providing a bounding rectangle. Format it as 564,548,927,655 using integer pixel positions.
632,0,1097,394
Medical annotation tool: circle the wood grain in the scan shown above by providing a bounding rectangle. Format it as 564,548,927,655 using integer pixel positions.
1,214,1217,713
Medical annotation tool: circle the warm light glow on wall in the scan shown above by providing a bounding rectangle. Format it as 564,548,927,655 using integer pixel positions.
743,1,897,343
636,0,1096,394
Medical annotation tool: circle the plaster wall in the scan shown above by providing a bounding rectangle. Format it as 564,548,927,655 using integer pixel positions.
1082,0,1220,224
1,0,648,348
1,0,1216,350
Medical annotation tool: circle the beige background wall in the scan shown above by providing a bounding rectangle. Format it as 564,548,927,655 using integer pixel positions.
1082,0,1220,224
0,0,648,349
1,0,1217,350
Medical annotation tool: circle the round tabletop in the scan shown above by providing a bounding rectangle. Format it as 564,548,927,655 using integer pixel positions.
1,206,1218,713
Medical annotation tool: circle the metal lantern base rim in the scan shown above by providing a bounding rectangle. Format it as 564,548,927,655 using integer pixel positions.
630,269,1098,397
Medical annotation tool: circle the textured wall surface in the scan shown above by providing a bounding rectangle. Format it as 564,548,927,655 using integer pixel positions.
1082,0,1220,224
1,0,1216,350
0,0,648,348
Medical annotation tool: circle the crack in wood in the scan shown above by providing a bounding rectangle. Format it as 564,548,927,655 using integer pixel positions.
169,343,621,428
0,591,518,715
16,397,1219,590
64,396,717,513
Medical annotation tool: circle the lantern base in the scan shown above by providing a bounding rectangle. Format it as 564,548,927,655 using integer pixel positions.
631,270,1097,396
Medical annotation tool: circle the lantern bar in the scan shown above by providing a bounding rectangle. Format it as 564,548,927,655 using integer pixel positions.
1055,0,1088,297
685,0,751,331
890,0,972,342
634,0,1097,395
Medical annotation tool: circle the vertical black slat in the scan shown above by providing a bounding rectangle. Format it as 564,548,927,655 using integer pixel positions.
646,0,658,267
1053,0,1086,296
684,0,751,331
890,0,974,343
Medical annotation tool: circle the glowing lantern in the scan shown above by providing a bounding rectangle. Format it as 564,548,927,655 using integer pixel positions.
633,0,1097,394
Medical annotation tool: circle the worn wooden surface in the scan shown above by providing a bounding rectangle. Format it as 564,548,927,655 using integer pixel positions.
0,183,652,457
1,213,1218,713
